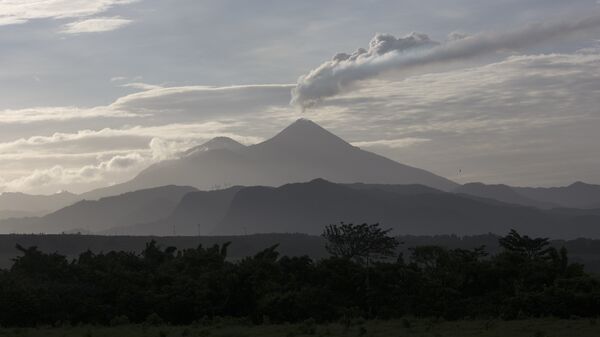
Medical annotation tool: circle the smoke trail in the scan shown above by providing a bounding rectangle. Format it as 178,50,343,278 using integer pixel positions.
291,14,600,109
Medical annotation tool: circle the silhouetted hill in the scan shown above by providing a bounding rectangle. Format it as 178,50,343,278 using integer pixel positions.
547,208,600,217
214,179,600,238
454,182,557,209
0,185,196,233
106,186,243,235
0,191,79,215
452,181,600,209
0,210,46,220
4,179,599,239
514,182,600,209
81,119,457,199
346,182,444,195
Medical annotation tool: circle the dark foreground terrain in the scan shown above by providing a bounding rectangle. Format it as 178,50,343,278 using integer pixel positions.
1,319,599,337
1,229,599,328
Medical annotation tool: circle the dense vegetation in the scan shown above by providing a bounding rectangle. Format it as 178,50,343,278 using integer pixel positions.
0,226,598,327
2,318,600,337
3,233,600,271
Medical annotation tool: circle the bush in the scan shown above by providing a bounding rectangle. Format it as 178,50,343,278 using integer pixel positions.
298,318,316,335
145,313,165,326
109,315,130,326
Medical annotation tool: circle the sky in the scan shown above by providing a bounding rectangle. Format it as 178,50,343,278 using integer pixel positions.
1,0,600,194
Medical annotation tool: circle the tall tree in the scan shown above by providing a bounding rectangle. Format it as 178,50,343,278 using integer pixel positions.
499,229,552,259
322,222,399,264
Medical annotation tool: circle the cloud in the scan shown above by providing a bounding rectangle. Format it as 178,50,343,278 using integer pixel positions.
291,14,600,109
0,0,139,26
61,16,132,34
291,32,437,109
448,31,470,41
111,83,295,116
0,121,265,193
149,138,180,160
0,121,262,156
103,152,145,170
1,152,147,193
0,129,149,155
323,52,600,134
110,76,128,82
5,166,67,190
0,106,138,124
352,138,431,149
0,83,293,124
120,82,163,91
308,50,600,186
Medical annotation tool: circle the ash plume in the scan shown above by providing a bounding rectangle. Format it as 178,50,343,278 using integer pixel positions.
291,14,600,109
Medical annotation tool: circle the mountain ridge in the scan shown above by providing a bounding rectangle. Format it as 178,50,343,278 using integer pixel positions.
455,181,600,209
0,191,80,215
3,179,600,239
80,119,458,199
211,179,600,238
0,185,196,234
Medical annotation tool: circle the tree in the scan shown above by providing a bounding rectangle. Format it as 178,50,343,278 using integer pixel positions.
323,222,399,318
499,229,552,260
322,222,399,264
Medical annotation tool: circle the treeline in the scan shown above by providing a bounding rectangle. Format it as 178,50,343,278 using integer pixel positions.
3,233,600,271
0,227,599,327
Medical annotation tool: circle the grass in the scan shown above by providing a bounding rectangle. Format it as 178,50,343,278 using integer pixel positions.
0,318,599,337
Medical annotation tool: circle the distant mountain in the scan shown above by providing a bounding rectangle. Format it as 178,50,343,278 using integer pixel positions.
81,119,458,199
181,137,246,156
213,179,599,238
346,182,444,195
103,180,451,237
453,182,557,209
106,186,243,235
514,182,600,209
0,185,196,234
0,210,47,220
100,183,443,236
453,182,600,209
4,180,599,238
0,191,79,215
546,208,600,217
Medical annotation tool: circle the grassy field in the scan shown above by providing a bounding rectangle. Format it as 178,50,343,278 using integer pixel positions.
1,318,599,337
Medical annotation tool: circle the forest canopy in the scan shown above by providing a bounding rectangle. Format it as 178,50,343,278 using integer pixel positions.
0,227,598,327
